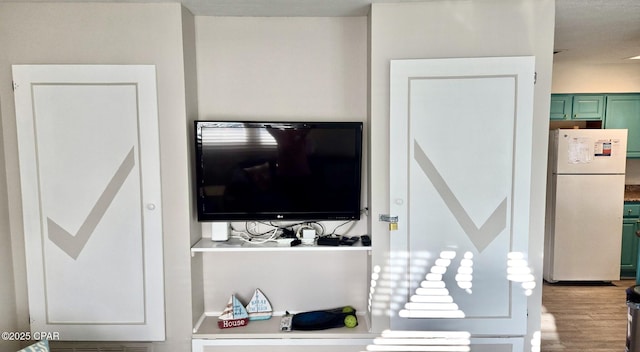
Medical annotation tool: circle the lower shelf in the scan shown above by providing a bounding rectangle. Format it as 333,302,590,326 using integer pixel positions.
192,337,376,352
193,312,372,339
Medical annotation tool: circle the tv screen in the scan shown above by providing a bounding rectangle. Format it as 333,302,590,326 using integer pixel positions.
194,121,363,221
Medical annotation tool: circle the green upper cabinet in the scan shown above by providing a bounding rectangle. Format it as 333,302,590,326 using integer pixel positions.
572,95,605,120
550,94,573,120
604,94,640,158
550,94,605,121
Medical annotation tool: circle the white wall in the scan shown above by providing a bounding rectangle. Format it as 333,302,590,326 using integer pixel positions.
628,160,640,185
552,62,640,93
195,16,367,121
369,1,555,349
0,3,195,351
0,98,19,352
194,16,369,235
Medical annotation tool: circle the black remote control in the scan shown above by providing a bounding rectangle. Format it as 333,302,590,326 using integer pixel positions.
340,236,360,246
317,236,341,246
360,235,371,246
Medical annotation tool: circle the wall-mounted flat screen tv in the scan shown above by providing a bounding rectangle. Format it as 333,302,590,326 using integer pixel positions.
194,121,363,221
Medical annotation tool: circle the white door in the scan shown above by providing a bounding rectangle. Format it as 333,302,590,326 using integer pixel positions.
13,65,165,341
389,57,535,335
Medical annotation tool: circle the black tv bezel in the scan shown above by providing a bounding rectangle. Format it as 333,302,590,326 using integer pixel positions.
194,120,363,222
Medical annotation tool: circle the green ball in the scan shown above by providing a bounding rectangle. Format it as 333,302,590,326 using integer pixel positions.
342,306,355,313
344,315,357,328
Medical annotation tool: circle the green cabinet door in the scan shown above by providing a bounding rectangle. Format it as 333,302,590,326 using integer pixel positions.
572,95,605,120
550,94,605,121
550,94,573,120
621,218,639,277
604,94,640,158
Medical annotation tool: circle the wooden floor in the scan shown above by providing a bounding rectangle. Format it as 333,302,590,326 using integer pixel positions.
541,279,634,352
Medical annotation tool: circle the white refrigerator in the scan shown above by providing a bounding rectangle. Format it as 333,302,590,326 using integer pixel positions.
544,128,628,282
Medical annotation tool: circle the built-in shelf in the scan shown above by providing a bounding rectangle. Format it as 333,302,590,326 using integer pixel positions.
191,237,372,254
192,312,372,339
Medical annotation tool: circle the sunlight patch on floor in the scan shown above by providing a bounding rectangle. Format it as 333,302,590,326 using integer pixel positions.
540,304,563,350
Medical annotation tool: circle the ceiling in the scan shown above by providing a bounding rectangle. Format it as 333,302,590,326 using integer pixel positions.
1,0,638,65
553,0,640,64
